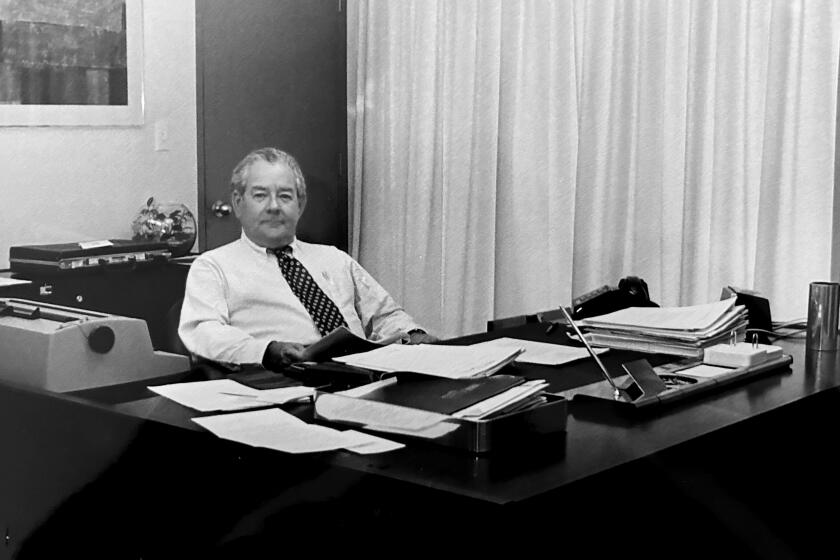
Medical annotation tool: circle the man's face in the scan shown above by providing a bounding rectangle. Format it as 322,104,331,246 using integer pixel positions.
232,159,303,248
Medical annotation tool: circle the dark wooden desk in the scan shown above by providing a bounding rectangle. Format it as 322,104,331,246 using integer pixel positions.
2,325,839,558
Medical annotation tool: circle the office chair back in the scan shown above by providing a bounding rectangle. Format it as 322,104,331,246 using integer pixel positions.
487,313,540,332
163,296,189,356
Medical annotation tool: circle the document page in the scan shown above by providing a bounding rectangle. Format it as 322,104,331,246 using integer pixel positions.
333,344,522,379
193,408,403,454
451,379,549,419
472,337,607,366
301,326,404,362
0,277,31,287
340,430,406,454
673,364,733,379
314,392,451,431
149,379,314,412
336,378,397,398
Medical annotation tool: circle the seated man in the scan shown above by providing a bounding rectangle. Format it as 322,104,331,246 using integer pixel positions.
179,147,434,371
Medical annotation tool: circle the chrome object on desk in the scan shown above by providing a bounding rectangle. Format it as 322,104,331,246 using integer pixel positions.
806,282,840,351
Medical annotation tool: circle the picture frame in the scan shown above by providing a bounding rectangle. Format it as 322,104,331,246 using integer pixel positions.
0,0,144,127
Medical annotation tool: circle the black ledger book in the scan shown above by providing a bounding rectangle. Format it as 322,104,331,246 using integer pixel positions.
359,373,526,415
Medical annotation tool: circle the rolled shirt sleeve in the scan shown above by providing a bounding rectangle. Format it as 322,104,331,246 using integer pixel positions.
348,257,425,340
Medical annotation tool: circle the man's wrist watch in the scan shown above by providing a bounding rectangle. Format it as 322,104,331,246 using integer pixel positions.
402,328,426,343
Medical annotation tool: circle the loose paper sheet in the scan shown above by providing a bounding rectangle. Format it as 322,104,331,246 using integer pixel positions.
192,408,403,454
472,337,607,366
674,364,733,379
334,344,522,379
149,379,314,412
0,277,31,288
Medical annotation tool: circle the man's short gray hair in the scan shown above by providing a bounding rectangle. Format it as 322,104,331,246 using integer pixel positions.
230,147,307,206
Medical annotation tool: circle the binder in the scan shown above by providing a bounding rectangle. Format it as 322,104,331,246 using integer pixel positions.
358,373,526,415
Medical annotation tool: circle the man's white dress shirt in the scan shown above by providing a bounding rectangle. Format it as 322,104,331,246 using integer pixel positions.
179,232,424,365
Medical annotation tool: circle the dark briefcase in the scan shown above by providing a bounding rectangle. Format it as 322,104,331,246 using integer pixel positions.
9,239,170,275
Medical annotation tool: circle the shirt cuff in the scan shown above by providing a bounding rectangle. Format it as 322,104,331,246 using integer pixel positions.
236,338,274,366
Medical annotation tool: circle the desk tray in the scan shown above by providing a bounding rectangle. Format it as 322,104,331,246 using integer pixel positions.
313,392,567,454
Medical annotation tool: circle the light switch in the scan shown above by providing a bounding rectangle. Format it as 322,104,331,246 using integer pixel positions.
154,119,170,151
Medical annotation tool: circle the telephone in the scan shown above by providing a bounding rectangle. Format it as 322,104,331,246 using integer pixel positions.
571,276,659,320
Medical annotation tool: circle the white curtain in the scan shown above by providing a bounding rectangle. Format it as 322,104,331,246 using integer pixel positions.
349,0,840,338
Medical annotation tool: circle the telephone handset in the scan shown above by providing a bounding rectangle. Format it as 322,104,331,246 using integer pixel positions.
571,276,659,320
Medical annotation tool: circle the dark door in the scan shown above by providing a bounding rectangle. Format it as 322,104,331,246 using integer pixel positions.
196,0,347,251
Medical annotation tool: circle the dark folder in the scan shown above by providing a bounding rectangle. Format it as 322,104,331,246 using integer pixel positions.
359,373,526,415
300,326,396,362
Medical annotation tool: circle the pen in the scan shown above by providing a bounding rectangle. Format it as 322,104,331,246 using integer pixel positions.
560,307,623,401
218,390,313,401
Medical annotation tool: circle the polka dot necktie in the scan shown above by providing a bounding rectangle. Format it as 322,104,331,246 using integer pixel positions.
270,246,347,336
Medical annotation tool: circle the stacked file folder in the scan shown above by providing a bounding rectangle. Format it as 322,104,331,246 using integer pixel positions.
578,297,748,357
351,373,550,420
333,343,524,379
450,379,549,420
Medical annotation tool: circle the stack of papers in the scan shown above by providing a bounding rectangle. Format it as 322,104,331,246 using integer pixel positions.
315,371,551,431
578,297,748,357
451,379,550,420
315,388,459,439
333,343,523,379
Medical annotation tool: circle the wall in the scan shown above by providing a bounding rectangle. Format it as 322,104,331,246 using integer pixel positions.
0,0,197,269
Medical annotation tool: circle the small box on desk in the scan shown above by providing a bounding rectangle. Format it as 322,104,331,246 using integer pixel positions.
313,391,567,454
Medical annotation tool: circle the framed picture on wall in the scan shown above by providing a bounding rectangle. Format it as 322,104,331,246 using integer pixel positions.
0,0,144,126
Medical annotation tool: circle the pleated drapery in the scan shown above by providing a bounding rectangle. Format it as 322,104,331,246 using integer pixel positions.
349,0,840,337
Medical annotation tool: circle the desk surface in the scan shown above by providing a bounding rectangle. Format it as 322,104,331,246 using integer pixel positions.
44,324,830,505
5,323,840,558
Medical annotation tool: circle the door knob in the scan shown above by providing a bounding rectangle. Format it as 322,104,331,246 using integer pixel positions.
211,200,232,218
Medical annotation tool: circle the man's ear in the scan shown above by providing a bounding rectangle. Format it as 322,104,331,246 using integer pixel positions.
231,190,242,218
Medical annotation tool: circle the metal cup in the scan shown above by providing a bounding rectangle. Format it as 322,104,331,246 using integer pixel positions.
807,282,840,351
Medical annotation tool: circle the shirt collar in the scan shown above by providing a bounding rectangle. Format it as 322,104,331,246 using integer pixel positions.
239,230,299,259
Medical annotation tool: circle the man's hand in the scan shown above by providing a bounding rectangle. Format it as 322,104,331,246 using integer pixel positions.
407,331,438,345
262,341,306,371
